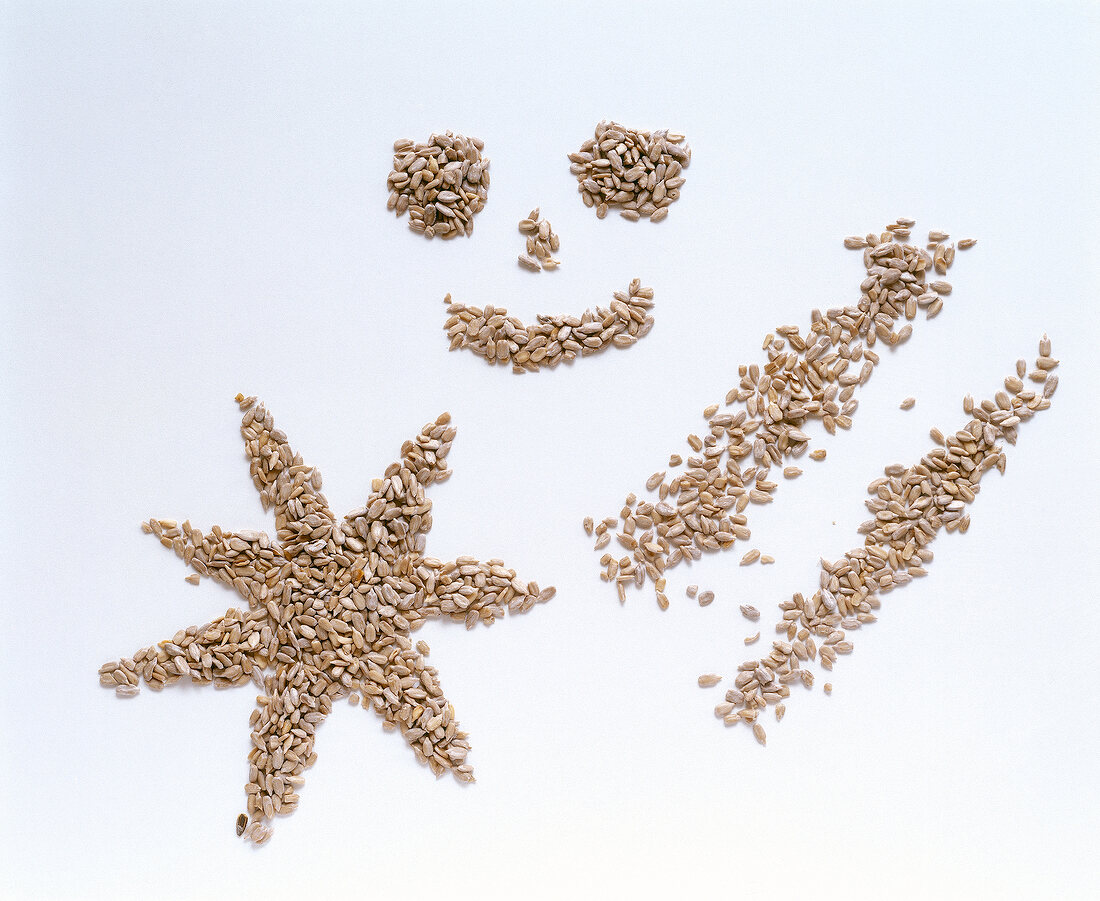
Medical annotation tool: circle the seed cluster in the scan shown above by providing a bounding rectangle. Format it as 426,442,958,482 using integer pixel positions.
386,133,489,239
443,279,655,373
100,396,553,844
568,121,690,222
709,337,1058,737
517,207,562,272
587,220,963,604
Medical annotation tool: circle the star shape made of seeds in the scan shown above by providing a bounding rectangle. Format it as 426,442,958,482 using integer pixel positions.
99,395,555,844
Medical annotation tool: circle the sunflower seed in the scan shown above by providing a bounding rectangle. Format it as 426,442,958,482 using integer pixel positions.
586,220,1003,741
517,209,561,271
387,133,488,239
714,335,1058,739
569,121,690,221
444,279,655,372
103,400,554,843
698,674,722,688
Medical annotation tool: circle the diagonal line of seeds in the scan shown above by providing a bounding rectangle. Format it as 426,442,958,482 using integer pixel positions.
98,395,555,845
713,337,1058,744
443,279,655,373
586,219,971,606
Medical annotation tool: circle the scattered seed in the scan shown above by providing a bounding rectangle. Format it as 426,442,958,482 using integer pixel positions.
686,584,698,598
740,549,761,566
753,723,767,746
236,813,248,837
783,467,802,478
744,632,760,645
809,449,827,461
740,605,760,621
698,674,722,688
697,590,715,607
900,397,916,410
184,574,200,585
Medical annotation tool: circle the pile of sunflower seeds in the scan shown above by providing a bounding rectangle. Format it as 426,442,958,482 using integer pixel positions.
517,208,561,271
386,133,489,239
99,398,554,844
710,337,1057,738
443,279,655,373
587,220,964,604
568,120,690,221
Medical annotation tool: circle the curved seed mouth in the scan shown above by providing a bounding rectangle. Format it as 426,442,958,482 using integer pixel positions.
443,279,656,373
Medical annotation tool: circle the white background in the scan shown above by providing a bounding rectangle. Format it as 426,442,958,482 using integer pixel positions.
2,2,1099,898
